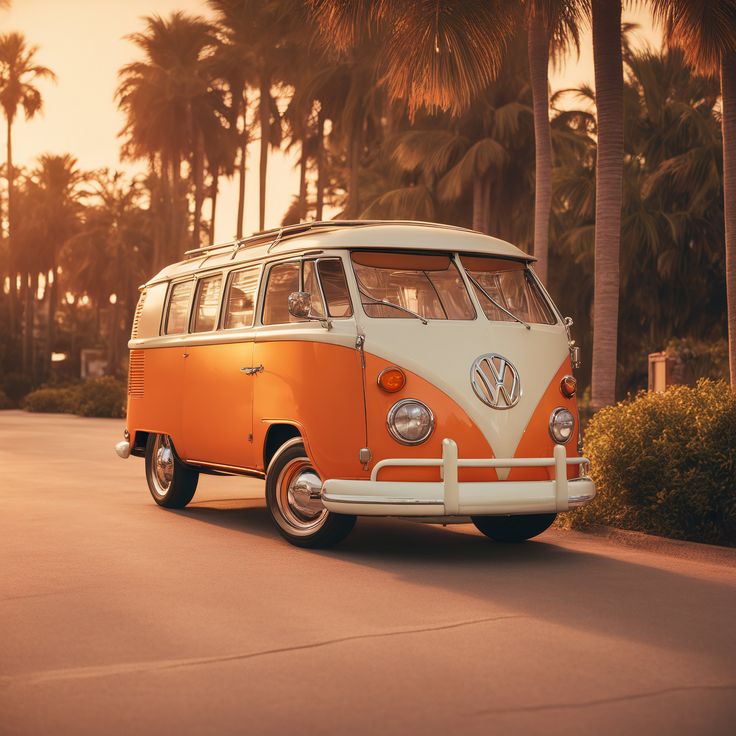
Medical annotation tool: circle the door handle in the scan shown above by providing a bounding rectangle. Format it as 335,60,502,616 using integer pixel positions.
183,352,189,358
241,364,264,375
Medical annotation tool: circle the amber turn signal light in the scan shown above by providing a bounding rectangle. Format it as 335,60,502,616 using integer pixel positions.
378,367,406,393
560,375,577,398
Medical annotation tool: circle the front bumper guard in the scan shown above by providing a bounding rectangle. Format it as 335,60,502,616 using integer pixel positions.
321,439,595,517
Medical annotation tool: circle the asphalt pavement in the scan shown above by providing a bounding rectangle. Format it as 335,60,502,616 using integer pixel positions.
1,410,735,735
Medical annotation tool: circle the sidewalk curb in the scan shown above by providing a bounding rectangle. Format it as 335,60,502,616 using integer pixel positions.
572,525,736,566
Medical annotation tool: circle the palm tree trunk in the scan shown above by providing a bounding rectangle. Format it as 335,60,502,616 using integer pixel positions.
23,272,35,379
150,154,164,271
721,50,736,388
44,264,59,381
191,129,205,250
259,75,271,231
298,144,308,221
315,110,326,221
472,175,484,231
346,123,362,218
483,173,493,236
528,10,553,285
209,166,219,245
236,126,247,238
170,154,183,262
6,115,16,340
590,0,624,409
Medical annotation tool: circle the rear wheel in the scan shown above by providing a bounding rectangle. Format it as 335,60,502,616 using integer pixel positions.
471,513,556,543
266,439,356,548
145,433,199,508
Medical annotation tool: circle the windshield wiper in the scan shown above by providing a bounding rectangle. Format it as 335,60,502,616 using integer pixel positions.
465,272,531,330
356,284,428,325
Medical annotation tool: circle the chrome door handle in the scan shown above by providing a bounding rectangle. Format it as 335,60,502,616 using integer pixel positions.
241,364,264,375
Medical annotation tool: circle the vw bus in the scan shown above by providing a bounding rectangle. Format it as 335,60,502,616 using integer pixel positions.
115,220,595,548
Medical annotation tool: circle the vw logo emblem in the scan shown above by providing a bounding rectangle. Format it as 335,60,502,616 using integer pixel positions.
470,353,521,409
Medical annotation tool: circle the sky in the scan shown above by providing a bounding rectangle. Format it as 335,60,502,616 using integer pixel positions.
1,1,660,244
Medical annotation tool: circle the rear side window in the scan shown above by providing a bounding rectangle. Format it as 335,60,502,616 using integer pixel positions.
164,280,194,335
318,259,353,318
191,275,222,332
263,262,302,325
223,266,260,329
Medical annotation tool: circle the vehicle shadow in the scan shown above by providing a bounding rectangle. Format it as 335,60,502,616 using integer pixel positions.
175,499,736,668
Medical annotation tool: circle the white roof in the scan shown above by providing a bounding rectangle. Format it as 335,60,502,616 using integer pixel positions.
147,221,533,285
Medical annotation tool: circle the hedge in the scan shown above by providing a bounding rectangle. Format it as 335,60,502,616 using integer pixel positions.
563,379,736,547
23,377,125,419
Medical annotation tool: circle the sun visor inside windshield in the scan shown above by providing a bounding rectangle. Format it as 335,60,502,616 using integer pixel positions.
351,251,452,271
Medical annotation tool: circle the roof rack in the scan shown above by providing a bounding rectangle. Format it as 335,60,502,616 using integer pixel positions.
182,219,474,260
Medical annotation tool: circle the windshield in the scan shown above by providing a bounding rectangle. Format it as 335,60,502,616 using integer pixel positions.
461,256,557,325
351,251,476,321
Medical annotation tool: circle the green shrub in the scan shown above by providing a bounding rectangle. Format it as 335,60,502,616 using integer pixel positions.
564,380,736,546
75,376,126,418
23,387,79,414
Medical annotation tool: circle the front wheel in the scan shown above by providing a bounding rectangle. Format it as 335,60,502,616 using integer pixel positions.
266,439,356,548
471,513,556,543
145,433,199,508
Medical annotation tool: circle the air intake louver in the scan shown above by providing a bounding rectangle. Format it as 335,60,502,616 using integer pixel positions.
128,350,145,398
131,290,147,339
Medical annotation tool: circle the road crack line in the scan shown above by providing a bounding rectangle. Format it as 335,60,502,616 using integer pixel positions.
471,684,736,716
2,613,522,687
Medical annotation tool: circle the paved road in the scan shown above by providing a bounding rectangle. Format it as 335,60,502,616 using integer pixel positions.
1,411,735,735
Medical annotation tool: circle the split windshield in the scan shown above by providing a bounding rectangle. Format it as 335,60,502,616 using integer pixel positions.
350,251,557,325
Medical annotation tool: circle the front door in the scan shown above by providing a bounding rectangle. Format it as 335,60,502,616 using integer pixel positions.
182,339,255,468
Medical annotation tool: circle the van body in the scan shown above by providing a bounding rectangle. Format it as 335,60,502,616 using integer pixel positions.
115,220,595,547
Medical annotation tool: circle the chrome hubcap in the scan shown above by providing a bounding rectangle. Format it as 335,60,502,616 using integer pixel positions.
276,458,327,535
152,434,173,496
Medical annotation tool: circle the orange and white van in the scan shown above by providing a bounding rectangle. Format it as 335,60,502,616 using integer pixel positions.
115,220,595,547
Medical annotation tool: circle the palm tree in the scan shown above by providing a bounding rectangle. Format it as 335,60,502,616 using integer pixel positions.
550,43,727,394
650,0,736,388
117,12,219,263
526,1,585,285
307,1,516,221
588,0,625,409
0,32,55,340
209,0,301,231
14,154,84,378
209,20,257,238
63,171,151,369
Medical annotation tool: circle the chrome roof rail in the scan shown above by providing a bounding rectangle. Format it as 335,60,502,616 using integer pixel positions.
183,219,475,260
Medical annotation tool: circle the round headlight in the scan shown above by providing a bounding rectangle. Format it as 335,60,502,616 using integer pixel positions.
549,407,575,444
387,399,434,445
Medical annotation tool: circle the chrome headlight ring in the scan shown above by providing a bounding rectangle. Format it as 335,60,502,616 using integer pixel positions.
387,399,435,445
549,407,575,444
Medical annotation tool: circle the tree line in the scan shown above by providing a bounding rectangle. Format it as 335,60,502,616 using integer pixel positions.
0,0,733,406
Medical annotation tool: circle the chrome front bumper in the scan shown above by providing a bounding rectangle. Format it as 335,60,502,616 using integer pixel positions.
321,439,595,517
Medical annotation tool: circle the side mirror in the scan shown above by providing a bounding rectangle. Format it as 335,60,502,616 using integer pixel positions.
288,291,311,319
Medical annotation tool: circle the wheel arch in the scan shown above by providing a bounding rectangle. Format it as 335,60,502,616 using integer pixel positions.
263,423,305,473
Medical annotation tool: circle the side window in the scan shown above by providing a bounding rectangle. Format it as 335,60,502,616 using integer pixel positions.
191,275,222,333
262,262,301,325
164,280,194,335
317,259,353,318
223,266,260,329
303,261,325,318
